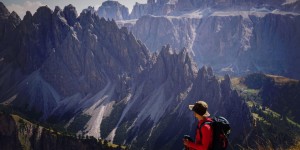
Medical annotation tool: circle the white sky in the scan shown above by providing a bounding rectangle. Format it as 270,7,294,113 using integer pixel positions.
2,0,147,19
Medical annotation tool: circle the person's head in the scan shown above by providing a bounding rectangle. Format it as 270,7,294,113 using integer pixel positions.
189,100,210,120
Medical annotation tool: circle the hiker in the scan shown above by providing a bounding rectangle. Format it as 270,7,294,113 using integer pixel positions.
183,100,213,150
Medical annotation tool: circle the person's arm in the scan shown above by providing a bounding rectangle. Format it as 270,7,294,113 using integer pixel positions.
185,124,212,150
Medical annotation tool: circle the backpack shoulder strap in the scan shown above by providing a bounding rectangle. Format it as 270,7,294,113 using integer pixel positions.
197,121,212,144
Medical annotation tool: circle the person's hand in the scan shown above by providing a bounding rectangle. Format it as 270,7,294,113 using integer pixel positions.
183,139,189,146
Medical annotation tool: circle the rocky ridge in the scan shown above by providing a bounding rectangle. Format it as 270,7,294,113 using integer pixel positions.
132,0,300,17
94,1,300,79
115,1,300,79
0,113,121,150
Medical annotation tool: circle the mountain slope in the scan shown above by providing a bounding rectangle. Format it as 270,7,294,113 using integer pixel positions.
0,112,123,150
232,73,300,149
241,73,300,123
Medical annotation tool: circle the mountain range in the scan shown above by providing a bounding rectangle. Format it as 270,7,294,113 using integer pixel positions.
97,0,300,79
0,1,300,150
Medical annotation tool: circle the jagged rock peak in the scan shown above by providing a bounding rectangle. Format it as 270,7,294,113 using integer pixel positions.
156,45,197,79
35,5,53,16
54,6,62,12
53,6,65,18
221,74,232,95
97,0,129,20
179,48,192,63
102,0,124,7
0,2,10,17
23,11,33,21
79,9,96,27
9,11,21,23
161,44,172,52
179,47,188,57
198,66,208,78
82,6,96,14
223,74,231,85
160,44,173,56
196,65,216,83
147,0,177,5
222,74,231,86
157,45,194,69
207,66,214,76
9,11,20,19
33,6,53,22
63,4,78,26
0,3,21,43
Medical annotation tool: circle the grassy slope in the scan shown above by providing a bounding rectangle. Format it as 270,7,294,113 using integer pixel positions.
231,74,300,149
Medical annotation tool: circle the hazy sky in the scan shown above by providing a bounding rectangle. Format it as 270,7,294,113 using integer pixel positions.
2,0,147,19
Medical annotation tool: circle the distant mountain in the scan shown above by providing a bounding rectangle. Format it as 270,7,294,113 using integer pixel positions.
111,0,300,79
131,0,300,16
94,1,300,80
122,12,300,79
97,1,129,20
130,0,177,19
175,0,300,12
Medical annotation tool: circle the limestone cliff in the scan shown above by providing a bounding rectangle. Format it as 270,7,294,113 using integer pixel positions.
97,1,129,20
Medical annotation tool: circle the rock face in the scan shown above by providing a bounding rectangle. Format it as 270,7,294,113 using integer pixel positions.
97,1,129,20
63,4,78,26
121,6,300,79
0,2,21,43
132,0,300,16
129,0,300,18
94,1,300,79
0,4,149,120
130,15,200,52
130,0,176,19
0,3,253,150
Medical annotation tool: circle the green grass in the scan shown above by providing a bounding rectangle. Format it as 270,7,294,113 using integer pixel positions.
238,74,300,149
246,100,300,149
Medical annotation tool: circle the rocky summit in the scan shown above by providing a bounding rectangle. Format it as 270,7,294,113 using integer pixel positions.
97,1,129,20
0,2,20,43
